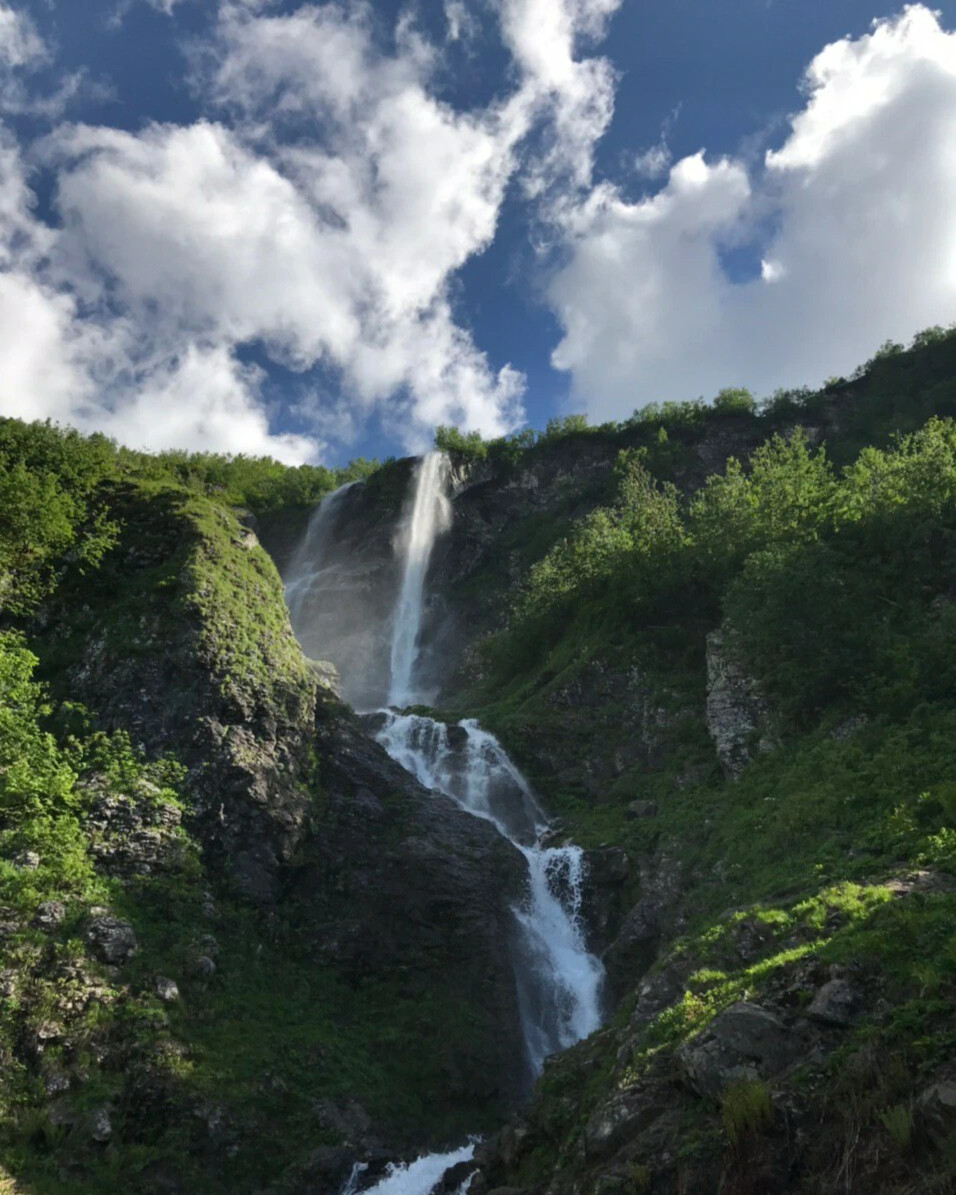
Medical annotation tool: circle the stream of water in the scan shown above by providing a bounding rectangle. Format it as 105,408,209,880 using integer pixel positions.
285,453,605,1195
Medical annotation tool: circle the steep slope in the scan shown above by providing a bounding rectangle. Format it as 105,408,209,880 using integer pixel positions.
0,477,527,1194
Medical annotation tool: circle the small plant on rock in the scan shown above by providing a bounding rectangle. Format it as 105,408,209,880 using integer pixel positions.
720,1079,773,1147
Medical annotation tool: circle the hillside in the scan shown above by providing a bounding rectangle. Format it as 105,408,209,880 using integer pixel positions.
0,326,955,1194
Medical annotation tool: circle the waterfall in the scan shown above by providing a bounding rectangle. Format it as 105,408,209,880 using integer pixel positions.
283,455,605,1195
283,481,357,627
388,453,451,708
371,711,605,1076
354,1144,475,1195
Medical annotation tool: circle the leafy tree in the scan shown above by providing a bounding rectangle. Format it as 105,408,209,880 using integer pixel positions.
713,387,757,415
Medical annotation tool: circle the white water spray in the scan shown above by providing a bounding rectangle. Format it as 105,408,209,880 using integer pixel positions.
284,459,605,1195
357,1144,475,1195
284,482,357,626
372,711,605,1075
388,453,451,708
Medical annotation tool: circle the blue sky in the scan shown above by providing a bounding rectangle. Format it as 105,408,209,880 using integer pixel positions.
1,0,955,465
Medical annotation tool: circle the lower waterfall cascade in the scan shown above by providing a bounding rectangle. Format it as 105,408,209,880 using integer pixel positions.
285,454,606,1195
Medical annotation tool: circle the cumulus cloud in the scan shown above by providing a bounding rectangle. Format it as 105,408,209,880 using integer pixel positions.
0,0,625,457
548,5,956,419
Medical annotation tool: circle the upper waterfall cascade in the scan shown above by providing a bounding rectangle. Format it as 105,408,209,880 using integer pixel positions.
283,455,605,1195
388,452,452,708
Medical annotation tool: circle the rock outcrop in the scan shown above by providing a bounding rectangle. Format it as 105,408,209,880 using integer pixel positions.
705,626,778,779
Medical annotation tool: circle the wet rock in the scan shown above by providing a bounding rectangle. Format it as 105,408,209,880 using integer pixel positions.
33,901,67,930
306,658,343,697
581,846,630,951
678,1001,798,1098
917,1080,956,1146
705,627,778,779
806,979,860,1027
85,915,138,965
155,976,180,1003
295,1146,358,1192
602,898,661,1002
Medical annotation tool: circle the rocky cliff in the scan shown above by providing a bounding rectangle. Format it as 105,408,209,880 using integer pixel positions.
1,478,529,1194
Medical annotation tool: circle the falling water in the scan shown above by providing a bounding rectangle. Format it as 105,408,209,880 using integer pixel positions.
283,482,357,626
283,455,604,1195
388,453,451,708
372,711,605,1076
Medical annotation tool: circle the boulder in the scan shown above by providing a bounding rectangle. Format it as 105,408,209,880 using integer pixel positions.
678,1001,797,1098
584,1086,663,1159
917,1080,956,1147
806,979,860,1027
85,914,137,965
155,976,180,1003
33,901,66,930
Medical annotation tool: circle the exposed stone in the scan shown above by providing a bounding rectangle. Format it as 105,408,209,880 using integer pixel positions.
85,915,138,965
584,1086,663,1159
190,955,216,981
705,627,778,779
678,1001,799,1098
916,1080,956,1147
306,657,343,697
89,1107,112,1143
581,846,630,951
155,976,180,1003
829,714,869,741
806,979,860,1027
11,849,40,870
729,916,776,964
82,783,183,879
33,901,67,930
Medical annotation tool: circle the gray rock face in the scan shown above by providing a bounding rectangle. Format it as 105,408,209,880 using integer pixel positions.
806,979,860,1027
705,627,778,779
33,901,66,930
306,657,343,696
293,707,530,1112
584,1086,663,1160
581,847,630,952
917,1080,956,1146
678,1001,797,1098
85,915,137,965
603,851,684,1001
83,782,183,878
155,976,180,1003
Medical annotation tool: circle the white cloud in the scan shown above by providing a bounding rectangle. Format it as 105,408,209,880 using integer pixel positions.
548,5,956,418
633,142,671,179
0,0,623,457
0,3,45,71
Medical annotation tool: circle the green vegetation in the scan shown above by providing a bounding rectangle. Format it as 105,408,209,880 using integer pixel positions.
0,416,383,621
451,328,956,1194
720,1079,772,1147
